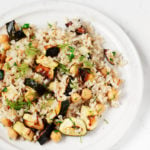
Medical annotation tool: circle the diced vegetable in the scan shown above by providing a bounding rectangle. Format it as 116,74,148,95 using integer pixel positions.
24,78,47,95
79,68,93,82
37,123,55,145
59,100,70,116
64,77,73,96
59,117,87,136
107,88,118,101
13,121,34,141
65,21,73,27
6,20,26,41
24,87,38,101
75,26,86,35
23,114,44,130
46,46,60,57
0,34,9,44
0,70,4,80
35,64,54,79
80,106,98,130
50,130,62,143
7,127,18,140
1,118,12,127
36,55,58,69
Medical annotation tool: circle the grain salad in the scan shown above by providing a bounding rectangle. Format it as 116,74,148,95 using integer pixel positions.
0,19,125,144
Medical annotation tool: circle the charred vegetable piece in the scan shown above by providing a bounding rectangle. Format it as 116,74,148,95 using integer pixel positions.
75,26,86,35
104,49,115,65
24,78,47,95
6,20,26,41
35,64,54,80
79,68,91,82
0,70,4,80
59,117,87,136
37,123,55,145
64,77,74,96
59,100,70,116
65,21,73,27
46,46,60,57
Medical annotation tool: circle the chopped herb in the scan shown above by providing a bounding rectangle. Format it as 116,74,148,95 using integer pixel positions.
112,51,116,56
58,63,69,73
25,42,40,57
69,118,76,127
103,118,109,124
6,98,32,110
67,53,74,62
55,120,63,124
17,63,29,77
70,80,78,89
67,46,75,62
107,72,110,75
54,129,59,133
2,87,7,92
109,58,113,62
80,136,83,143
14,62,17,66
16,45,20,48
21,23,30,29
79,55,85,61
48,23,52,28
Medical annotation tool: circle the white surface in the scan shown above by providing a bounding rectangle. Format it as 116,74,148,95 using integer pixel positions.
0,1,143,150
0,0,149,150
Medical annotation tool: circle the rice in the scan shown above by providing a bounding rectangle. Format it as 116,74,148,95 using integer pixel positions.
0,18,126,143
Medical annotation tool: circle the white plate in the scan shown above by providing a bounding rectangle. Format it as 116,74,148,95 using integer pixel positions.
0,1,143,150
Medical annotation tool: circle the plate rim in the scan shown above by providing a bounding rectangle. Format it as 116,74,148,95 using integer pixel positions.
0,1,144,150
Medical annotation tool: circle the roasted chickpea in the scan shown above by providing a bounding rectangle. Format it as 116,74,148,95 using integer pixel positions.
70,65,78,76
100,67,107,77
1,118,13,127
71,93,81,103
81,88,92,101
2,42,10,50
48,81,55,92
0,34,9,44
50,130,62,143
8,127,18,140
108,88,118,100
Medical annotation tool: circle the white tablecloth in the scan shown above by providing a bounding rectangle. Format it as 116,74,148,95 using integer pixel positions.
0,0,149,149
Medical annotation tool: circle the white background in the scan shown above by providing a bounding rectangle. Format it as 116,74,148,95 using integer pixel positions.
0,0,149,150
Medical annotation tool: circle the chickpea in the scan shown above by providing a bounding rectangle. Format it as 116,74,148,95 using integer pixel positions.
70,65,78,76
50,130,62,143
86,73,94,81
0,34,9,44
48,81,55,92
1,118,13,127
81,88,92,101
2,42,10,50
7,127,18,140
100,67,107,77
108,88,118,101
71,93,81,103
